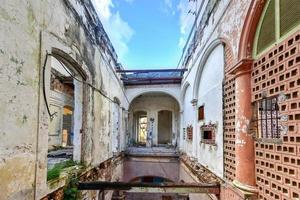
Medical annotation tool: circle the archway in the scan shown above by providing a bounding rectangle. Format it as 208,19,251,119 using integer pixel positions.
128,92,180,146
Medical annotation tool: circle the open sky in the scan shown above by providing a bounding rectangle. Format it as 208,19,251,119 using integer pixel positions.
92,0,196,69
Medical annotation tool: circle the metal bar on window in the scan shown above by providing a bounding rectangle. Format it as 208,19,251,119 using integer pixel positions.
270,98,273,138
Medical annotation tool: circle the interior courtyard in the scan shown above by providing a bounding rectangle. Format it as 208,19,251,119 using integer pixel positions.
1,0,300,199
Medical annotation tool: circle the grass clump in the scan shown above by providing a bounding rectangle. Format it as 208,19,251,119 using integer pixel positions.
47,160,78,181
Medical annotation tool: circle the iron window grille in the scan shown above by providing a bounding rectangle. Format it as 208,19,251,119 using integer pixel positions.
257,96,280,139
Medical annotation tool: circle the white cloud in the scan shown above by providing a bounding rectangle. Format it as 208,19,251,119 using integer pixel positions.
177,0,195,48
92,0,134,61
160,0,175,16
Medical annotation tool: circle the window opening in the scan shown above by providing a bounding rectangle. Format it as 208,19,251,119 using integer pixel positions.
198,105,204,120
254,0,300,56
256,96,280,139
200,123,216,145
47,56,83,180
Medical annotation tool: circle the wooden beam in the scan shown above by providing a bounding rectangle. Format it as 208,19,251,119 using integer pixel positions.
78,181,220,194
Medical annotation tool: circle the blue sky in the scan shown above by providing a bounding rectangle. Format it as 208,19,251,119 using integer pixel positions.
92,0,196,69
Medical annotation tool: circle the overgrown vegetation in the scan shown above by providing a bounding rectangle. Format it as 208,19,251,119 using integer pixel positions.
47,160,78,181
64,176,80,200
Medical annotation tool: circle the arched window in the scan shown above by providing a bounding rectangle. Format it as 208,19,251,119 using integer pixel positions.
254,0,300,56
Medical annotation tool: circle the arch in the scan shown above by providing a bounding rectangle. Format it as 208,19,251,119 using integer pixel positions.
180,81,190,110
238,0,267,60
127,91,181,111
51,48,88,80
192,39,225,100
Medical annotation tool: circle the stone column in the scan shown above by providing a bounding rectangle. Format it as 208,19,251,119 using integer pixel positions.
232,59,257,195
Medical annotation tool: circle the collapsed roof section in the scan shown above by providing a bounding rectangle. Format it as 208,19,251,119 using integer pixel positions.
116,69,187,86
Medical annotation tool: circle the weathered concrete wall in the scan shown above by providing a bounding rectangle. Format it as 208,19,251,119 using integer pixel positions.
0,0,128,199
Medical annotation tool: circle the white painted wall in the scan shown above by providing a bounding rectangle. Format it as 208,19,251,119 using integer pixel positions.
196,44,224,178
181,42,224,178
182,85,194,157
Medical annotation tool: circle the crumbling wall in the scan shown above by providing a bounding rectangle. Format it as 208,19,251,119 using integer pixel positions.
0,0,128,199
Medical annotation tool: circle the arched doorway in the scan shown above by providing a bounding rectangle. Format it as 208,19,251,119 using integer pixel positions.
158,110,172,145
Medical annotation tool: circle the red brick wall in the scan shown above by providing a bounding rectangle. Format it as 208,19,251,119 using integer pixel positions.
252,31,300,200
224,43,237,182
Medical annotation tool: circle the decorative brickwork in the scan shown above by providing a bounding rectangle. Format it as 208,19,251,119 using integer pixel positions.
252,31,300,200
223,42,236,183
223,76,236,182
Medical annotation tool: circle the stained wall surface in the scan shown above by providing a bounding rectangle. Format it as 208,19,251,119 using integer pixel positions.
0,0,128,199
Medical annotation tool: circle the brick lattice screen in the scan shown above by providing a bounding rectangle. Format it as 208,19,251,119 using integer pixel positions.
223,44,236,182
252,31,300,200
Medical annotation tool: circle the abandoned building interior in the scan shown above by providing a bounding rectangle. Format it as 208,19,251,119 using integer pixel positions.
1,0,300,199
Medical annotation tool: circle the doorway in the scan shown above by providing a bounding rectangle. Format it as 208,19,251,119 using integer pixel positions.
158,110,172,144
134,111,147,145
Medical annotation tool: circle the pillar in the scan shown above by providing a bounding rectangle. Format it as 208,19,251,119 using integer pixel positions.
232,59,257,195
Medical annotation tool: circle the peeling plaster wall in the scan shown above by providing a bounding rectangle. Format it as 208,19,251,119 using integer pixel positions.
0,0,128,199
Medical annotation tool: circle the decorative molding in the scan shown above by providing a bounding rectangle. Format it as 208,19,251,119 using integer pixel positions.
190,99,198,106
200,122,217,145
187,125,193,141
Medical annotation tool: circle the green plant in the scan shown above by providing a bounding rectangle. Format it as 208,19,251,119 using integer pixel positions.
47,160,78,181
64,176,79,200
